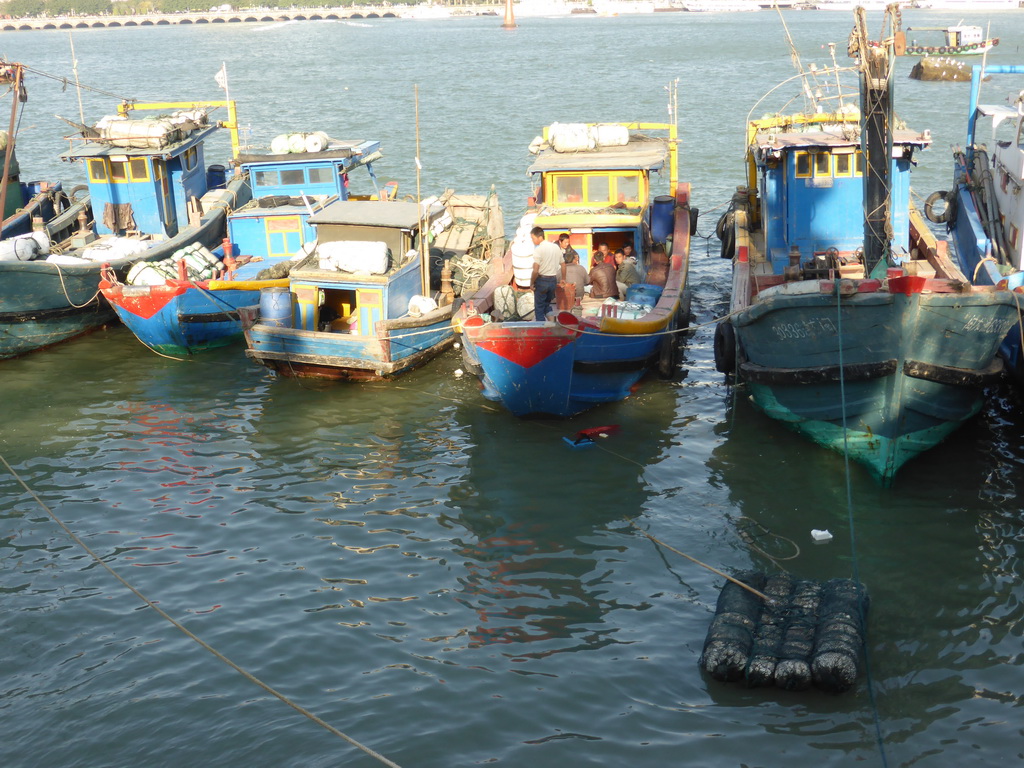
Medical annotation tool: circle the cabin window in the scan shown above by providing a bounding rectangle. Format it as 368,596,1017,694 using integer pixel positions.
308,166,333,184
183,147,199,172
87,159,108,182
281,169,304,186
129,158,149,182
834,153,853,177
110,161,128,183
616,174,640,203
855,150,865,176
794,152,812,178
813,152,831,177
255,170,280,187
588,176,610,204
555,175,584,203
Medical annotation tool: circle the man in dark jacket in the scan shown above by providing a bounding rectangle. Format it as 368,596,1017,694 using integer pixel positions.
589,255,618,299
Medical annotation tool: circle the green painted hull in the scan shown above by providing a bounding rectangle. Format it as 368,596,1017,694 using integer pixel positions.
733,282,1016,485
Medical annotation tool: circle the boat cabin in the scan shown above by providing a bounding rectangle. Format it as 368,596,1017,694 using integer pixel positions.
527,123,676,270
62,117,219,239
750,125,930,276
285,200,440,334
227,139,391,260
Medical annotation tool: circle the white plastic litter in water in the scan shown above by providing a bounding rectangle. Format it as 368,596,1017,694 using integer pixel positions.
811,529,834,543
453,369,464,378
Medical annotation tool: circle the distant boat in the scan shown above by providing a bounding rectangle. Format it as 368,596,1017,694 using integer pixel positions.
99,134,392,356
903,24,998,56
948,64,1024,385
241,190,503,380
714,7,1020,485
454,118,693,418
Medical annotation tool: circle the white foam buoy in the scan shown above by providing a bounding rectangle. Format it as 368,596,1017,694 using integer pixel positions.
811,529,833,543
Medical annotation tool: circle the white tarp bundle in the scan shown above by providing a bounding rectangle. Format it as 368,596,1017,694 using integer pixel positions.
0,230,50,262
82,236,151,263
317,240,390,274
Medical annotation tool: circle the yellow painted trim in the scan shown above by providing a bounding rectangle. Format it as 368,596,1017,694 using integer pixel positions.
833,153,854,178
597,312,673,335
207,278,290,291
87,158,108,183
118,99,240,160
794,152,812,178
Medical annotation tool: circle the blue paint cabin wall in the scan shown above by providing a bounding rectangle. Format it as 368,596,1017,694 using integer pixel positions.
761,149,915,270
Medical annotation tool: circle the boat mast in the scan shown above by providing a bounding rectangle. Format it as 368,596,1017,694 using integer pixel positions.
0,62,24,226
853,4,896,275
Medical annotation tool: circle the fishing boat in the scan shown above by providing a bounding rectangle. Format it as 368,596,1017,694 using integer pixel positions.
1,94,247,359
241,189,503,380
98,134,394,355
0,61,93,359
713,5,1021,485
453,116,692,418
947,64,1024,386
904,25,998,56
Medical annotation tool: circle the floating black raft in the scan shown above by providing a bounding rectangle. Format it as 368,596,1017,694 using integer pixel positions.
699,571,869,693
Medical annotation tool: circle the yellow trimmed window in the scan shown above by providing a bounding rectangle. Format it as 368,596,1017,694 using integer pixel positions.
587,175,610,204
183,146,198,172
129,158,149,182
615,174,641,203
87,159,108,182
555,175,584,204
110,161,128,183
794,152,812,178
814,152,831,177
834,153,853,177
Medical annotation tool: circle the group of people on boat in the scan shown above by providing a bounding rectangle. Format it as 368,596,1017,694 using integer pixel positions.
522,231,646,319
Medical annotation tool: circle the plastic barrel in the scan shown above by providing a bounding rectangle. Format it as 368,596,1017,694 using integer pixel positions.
651,195,675,244
626,283,664,305
206,164,227,190
260,286,294,328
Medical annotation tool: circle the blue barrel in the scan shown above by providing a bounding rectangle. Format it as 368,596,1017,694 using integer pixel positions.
206,164,227,190
626,283,664,306
651,195,675,244
260,286,293,328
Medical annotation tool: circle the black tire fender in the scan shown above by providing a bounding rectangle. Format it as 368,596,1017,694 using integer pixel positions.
714,321,736,375
924,190,951,224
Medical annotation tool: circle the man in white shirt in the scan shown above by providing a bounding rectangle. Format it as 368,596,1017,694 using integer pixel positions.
530,226,562,320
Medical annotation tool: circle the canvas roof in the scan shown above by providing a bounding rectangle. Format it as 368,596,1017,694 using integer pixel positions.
308,200,427,229
527,134,669,174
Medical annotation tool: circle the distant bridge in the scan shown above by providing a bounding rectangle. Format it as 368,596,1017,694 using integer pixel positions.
1,6,503,32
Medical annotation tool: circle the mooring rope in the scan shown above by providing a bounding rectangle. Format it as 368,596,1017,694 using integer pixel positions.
629,521,774,604
0,453,403,768
834,287,889,767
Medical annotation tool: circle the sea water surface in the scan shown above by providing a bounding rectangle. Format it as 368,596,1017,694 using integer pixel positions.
2,9,1024,767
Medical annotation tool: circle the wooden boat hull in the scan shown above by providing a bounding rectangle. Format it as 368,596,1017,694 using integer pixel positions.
732,280,1017,484
101,280,254,355
95,176,251,355
458,184,692,418
0,183,96,358
242,305,455,381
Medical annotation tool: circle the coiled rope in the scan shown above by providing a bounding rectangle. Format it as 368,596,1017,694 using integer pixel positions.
0,453,403,768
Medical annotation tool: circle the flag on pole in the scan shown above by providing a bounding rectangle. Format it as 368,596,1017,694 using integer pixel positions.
215,63,228,91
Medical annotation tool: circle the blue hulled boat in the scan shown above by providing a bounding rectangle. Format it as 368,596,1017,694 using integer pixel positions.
0,95,247,359
453,118,692,418
242,190,502,380
947,64,1024,385
99,136,393,355
714,8,1020,485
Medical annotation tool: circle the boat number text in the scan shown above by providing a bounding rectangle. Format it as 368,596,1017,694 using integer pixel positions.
773,318,838,341
962,315,1018,335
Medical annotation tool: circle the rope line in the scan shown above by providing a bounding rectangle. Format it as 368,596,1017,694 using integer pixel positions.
629,521,775,605
0,453,403,768
834,287,889,767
